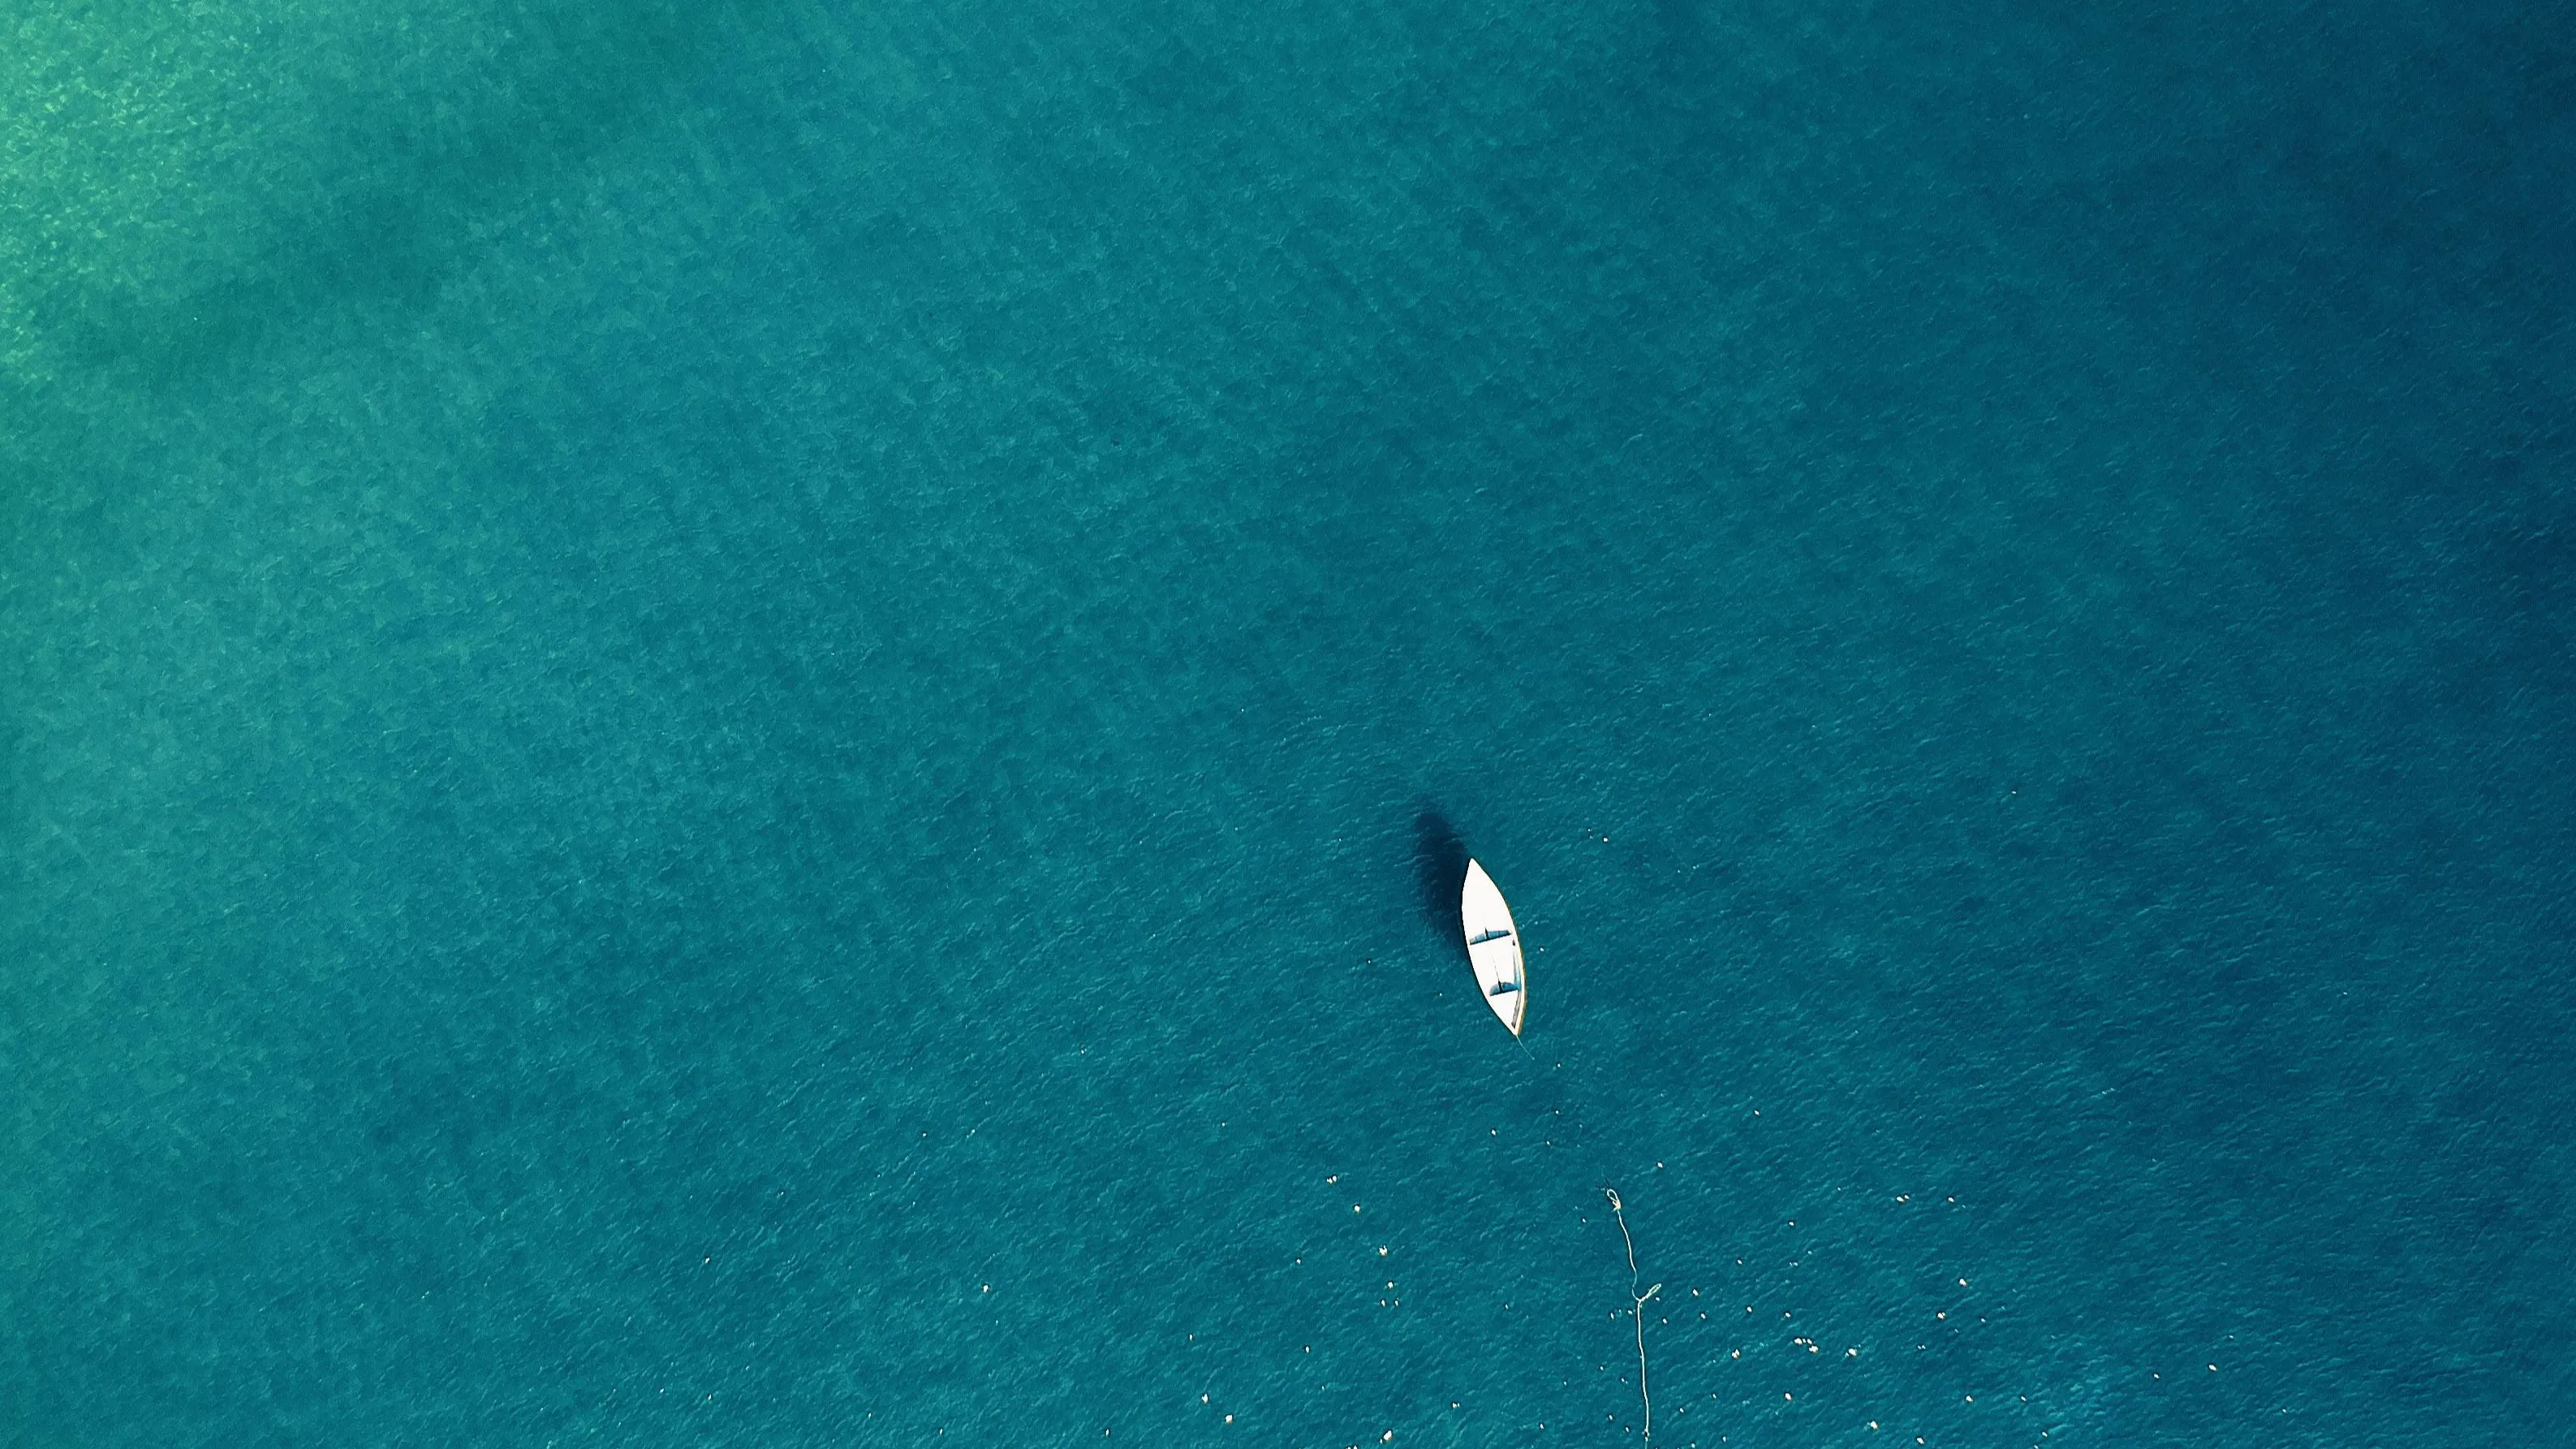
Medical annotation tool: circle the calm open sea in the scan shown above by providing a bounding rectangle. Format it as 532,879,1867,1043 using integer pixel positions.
4,1,2570,1443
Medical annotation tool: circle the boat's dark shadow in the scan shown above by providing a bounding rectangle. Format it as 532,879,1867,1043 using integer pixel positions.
1412,804,1471,964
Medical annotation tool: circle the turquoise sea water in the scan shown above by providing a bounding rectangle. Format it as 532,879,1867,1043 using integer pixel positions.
5,1,2571,1443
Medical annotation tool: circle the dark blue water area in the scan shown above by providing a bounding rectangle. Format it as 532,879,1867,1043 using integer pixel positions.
2,0,2571,1444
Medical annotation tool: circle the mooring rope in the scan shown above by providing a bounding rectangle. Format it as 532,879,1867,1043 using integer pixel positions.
1604,1188,1661,1443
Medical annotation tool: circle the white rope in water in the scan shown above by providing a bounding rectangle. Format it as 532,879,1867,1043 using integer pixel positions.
1605,1188,1661,1443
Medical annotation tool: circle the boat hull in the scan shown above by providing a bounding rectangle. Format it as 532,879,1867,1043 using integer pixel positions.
1460,858,1526,1037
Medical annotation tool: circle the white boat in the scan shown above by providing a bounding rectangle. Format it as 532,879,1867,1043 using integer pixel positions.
1460,858,1527,1037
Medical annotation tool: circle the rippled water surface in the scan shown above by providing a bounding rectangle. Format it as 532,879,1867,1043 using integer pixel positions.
5,1,2571,1443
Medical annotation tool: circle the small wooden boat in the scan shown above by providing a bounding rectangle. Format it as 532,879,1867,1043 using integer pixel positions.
1461,858,1526,1037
